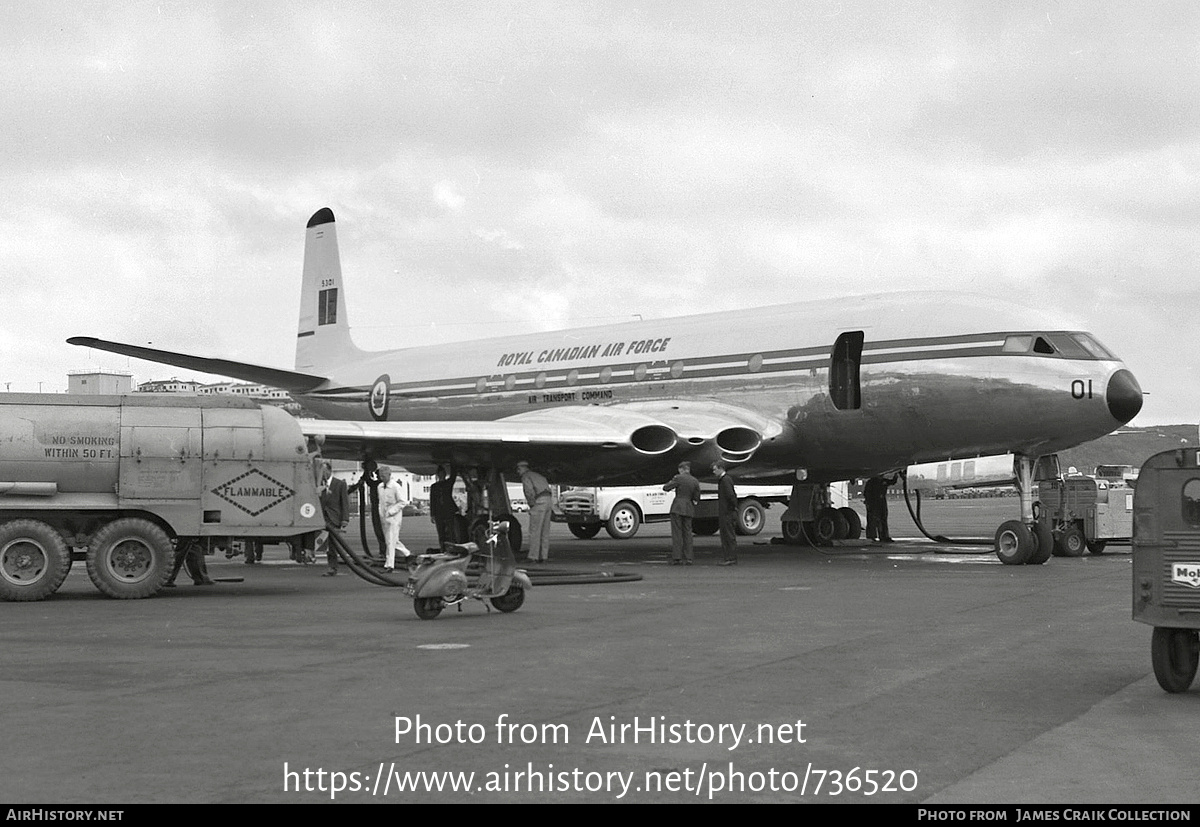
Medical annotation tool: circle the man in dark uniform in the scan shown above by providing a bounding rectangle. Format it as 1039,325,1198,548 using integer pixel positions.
712,461,738,566
428,465,459,550
663,461,701,565
864,474,897,543
320,462,351,576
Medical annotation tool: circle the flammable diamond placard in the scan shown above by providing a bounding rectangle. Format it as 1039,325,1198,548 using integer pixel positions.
212,468,295,517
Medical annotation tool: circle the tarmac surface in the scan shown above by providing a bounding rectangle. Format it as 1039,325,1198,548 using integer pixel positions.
3,499,1196,805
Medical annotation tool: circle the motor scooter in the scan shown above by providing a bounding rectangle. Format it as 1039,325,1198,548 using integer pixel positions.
404,519,532,620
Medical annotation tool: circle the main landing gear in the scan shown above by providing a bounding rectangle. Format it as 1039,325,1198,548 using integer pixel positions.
779,483,863,546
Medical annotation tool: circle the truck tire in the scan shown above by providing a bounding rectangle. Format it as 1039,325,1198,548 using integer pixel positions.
1151,627,1199,693
1086,540,1107,555
568,523,602,539
605,502,641,540
736,500,765,536
1058,526,1086,557
0,520,72,602
85,519,173,599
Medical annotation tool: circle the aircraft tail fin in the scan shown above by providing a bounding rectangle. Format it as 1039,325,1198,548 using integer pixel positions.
296,208,366,374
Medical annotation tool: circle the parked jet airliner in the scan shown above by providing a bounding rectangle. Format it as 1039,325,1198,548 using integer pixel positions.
70,208,1144,564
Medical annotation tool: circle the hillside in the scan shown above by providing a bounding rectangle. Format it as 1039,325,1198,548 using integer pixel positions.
1056,424,1197,474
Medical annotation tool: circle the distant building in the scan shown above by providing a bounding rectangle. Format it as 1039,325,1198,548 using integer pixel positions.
138,376,300,413
68,370,133,395
137,378,203,393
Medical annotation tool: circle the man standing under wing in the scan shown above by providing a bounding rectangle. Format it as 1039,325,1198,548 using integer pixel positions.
517,460,553,564
663,461,701,565
712,461,738,566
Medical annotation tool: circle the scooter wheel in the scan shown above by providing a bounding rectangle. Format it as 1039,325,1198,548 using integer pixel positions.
414,597,444,620
490,586,525,613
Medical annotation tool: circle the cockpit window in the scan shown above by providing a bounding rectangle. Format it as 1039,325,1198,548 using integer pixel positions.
1002,335,1032,353
1071,333,1116,360
1045,333,1088,358
1033,336,1055,354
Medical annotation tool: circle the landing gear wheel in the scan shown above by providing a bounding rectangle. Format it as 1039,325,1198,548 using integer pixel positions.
86,518,173,599
693,519,719,536
490,586,525,613
814,510,849,544
0,520,71,602
781,520,804,545
1151,627,1199,693
568,523,601,539
605,502,641,540
1058,526,1086,557
414,597,444,620
994,520,1034,566
736,500,765,536
1086,540,1107,555
1028,520,1054,565
838,507,862,540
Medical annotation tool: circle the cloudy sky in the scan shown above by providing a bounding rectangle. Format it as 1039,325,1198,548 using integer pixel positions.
5,2,1197,424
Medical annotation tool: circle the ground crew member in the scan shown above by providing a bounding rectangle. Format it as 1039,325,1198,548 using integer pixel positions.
663,461,701,565
865,474,897,542
517,460,553,564
713,461,738,566
377,465,411,571
429,465,459,550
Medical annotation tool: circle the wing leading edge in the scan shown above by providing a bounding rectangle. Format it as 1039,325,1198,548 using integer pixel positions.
66,337,328,394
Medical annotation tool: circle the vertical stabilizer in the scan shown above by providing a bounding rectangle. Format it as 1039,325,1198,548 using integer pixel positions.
296,208,365,373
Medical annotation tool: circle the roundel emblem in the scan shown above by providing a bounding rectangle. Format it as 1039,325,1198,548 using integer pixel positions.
369,374,391,421
300,503,316,519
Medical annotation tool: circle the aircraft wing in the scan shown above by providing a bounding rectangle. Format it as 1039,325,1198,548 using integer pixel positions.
303,405,680,481
67,337,328,394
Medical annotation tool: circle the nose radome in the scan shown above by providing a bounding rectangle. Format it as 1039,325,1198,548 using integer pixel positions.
1106,369,1143,424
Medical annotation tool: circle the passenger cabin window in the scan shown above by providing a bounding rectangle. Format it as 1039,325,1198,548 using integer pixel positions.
829,331,864,411
1183,480,1200,528
318,288,338,325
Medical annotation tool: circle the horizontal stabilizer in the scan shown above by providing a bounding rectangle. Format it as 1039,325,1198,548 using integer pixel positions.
67,337,328,394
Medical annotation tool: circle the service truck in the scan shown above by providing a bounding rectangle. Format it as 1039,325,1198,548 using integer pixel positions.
553,483,791,539
1036,473,1133,556
0,394,325,601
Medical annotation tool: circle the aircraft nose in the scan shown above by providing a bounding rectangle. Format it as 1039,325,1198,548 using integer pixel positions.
1106,369,1143,423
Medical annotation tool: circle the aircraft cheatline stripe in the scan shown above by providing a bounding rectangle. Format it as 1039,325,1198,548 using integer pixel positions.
305,335,1032,402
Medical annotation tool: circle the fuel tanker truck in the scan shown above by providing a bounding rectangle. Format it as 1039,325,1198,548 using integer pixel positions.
0,393,325,601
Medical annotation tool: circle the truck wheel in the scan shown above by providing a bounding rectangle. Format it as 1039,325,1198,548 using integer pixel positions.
994,520,1033,565
736,500,765,536
490,586,525,613
414,597,444,620
693,519,719,536
0,520,71,602
605,502,641,540
85,519,173,599
838,507,862,540
1086,540,1107,555
568,523,602,539
1151,627,1199,693
1058,526,1086,557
